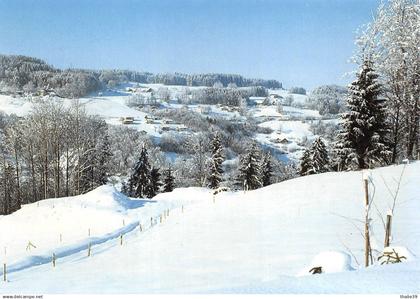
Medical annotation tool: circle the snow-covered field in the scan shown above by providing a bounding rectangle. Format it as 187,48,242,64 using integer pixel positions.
1,162,419,293
269,88,309,105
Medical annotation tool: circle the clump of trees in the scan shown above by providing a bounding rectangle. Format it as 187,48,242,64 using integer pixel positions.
0,99,112,214
189,87,244,107
236,143,278,191
318,0,419,172
289,87,306,95
306,85,347,115
188,85,269,107
0,55,100,98
299,137,330,176
351,0,419,163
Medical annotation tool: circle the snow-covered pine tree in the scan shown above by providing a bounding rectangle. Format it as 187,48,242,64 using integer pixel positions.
208,133,224,189
260,152,273,186
146,167,162,198
335,60,390,170
126,145,151,198
299,148,313,176
163,166,175,193
355,0,419,161
237,143,262,191
311,137,330,174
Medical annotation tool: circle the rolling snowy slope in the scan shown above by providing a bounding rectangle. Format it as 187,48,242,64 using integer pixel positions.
0,162,419,293
0,86,325,163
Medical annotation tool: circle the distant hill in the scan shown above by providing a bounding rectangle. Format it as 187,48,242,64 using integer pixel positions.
0,54,282,98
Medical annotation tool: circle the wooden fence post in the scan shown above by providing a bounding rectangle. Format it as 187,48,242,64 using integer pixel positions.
52,253,56,267
88,243,91,257
384,214,392,247
3,263,6,282
120,234,123,246
139,223,143,232
364,179,371,267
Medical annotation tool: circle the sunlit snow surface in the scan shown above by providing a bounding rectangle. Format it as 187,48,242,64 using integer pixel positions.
0,163,419,293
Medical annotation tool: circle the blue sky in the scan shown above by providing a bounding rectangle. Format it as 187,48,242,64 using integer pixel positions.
0,0,380,89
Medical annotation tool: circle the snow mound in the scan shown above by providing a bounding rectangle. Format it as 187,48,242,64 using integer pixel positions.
79,185,144,211
299,250,353,276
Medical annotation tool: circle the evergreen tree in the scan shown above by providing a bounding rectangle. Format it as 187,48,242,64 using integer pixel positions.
310,137,329,174
260,152,273,186
126,145,151,198
146,167,162,198
335,61,390,169
237,143,261,191
299,148,312,176
208,134,224,189
163,166,175,193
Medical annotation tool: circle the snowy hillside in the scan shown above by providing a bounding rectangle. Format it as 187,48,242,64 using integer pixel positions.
1,162,419,293
0,83,324,163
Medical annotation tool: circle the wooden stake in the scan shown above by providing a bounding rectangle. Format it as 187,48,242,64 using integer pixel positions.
88,243,91,257
120,234,123,246
3,263,6,282
151,217,153,227
139,223,143,232
52,253,56,267
364,179,370,267
88,228,91,237
384,214,392,247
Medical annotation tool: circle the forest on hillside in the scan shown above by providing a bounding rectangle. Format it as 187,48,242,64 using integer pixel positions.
0,54,282,98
